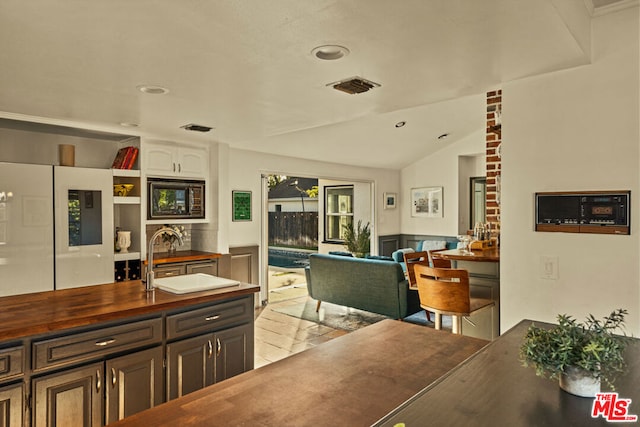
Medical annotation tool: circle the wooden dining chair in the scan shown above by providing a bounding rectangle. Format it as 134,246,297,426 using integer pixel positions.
427,249,451,269
403,251,432,321
403,251,429,290
413,264,494,334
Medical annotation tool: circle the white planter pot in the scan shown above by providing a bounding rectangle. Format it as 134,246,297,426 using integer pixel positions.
559,366,600,397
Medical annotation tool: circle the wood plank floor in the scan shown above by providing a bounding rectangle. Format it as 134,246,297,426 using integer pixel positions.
254,292,350,368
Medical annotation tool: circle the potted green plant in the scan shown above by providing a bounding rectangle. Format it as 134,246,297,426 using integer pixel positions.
342,220,371,257
519,308,630,397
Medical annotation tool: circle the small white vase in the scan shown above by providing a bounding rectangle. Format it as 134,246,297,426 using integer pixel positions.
117,231,131,254
559,366,600,397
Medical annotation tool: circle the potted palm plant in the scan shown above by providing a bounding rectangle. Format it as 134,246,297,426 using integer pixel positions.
519,308,629,397
342,220,371,257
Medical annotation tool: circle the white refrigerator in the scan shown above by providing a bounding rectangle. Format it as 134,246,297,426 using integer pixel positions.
0,162,113,296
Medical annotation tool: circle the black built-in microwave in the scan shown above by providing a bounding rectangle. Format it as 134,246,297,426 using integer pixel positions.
147,178,205,220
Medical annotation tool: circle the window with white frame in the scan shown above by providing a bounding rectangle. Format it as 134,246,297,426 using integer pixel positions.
325,185,353,242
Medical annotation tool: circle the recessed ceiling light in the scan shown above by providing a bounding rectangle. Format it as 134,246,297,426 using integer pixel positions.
119,122,139,128
136,85,169,95
438,133,450,140
395,121,406,128
311,45,350,60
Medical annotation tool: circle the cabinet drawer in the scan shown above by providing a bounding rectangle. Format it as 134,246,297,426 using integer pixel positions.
0,346,24,381
167,297,252,341
155,265,186,278
186,260,217,276
33,318,162,372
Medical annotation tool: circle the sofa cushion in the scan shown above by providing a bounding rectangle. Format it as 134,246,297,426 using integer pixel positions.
391,248,415,264
417,240,448,252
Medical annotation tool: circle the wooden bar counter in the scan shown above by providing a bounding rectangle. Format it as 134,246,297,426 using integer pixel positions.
110,320,488,427
434,247,500,263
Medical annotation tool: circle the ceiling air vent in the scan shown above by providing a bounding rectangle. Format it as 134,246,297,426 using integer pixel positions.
180,123,213,133
328,76,381,95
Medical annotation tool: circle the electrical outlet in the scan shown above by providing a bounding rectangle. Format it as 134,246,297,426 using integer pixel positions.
540,256,559,280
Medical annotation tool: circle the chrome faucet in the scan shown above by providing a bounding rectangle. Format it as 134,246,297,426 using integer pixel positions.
146,226,184,291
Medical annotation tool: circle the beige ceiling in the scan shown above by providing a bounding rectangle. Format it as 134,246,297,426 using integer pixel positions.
0,0,625,169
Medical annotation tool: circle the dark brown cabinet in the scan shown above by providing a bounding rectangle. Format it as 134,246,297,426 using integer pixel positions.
166,334,213,399
214,324,253,383
32,346,164,427
32,362,103,427
105,346,164,425
166,323,252,400
166,296,254,400
0,293,254,426
0,383,23,427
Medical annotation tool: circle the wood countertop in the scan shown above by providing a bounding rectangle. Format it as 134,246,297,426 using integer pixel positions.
110,320,488,427
435,247,500,262
376,320,640,426
144,250,223,266
0,280,259,341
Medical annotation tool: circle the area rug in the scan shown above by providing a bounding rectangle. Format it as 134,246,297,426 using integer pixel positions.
272,298,452,332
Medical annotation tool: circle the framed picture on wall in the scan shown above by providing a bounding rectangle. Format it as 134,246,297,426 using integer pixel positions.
384,192,397,209
232,190,252,221
411,186,443,218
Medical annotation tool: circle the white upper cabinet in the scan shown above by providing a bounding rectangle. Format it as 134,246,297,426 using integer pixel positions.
143,141,209,179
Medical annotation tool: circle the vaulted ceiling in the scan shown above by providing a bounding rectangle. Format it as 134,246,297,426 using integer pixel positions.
0,0,633,169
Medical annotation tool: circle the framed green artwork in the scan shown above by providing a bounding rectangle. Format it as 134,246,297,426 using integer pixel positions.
232,190,252,221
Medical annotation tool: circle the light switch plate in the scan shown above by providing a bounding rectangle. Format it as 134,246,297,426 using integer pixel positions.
540,256,559,280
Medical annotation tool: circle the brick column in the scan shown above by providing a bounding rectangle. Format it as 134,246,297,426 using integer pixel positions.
486,90,502,231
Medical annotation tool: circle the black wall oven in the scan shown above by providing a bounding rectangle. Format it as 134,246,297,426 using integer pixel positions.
148,178,205,220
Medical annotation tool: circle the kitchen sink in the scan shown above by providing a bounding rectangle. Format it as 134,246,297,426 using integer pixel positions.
154,273,240,294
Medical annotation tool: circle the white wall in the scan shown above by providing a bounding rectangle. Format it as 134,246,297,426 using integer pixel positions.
400,129,485,237
399,7,639,336
500,8,639,334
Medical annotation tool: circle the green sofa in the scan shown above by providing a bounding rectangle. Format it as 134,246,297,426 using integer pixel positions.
304,253,421,319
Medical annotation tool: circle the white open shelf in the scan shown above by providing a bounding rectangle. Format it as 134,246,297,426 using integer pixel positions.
114,196,141,205
115,251,141,261
112,169,140,177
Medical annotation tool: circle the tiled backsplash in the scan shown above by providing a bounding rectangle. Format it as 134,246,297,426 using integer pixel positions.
145,224,193,253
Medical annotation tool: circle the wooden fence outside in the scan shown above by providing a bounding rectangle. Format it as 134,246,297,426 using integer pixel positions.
268,211,318,249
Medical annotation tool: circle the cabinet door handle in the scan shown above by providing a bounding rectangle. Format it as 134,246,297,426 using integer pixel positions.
204,314,221,321
178,163,182,173
216,338,221,357
96,370,101,393
95,338,116,347
173,162,176,172
207,340,213,359
111,368,117,388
